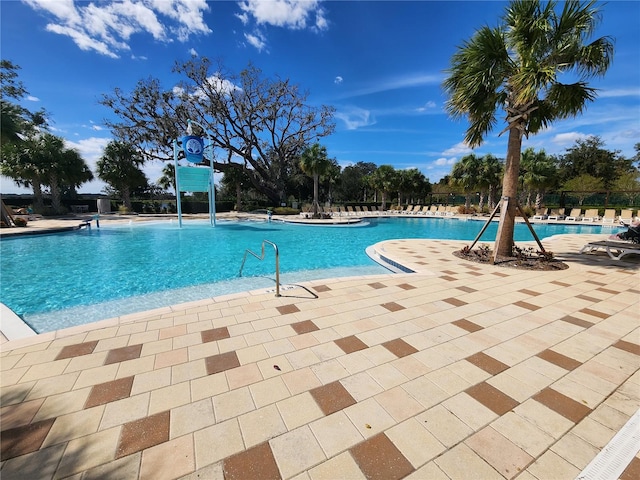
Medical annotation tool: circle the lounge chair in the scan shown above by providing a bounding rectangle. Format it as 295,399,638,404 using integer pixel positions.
582,209,600,222
601,209,617,224
426,205,438,216
346,206,356,216
619,209,636,225
436,205,447,216
416,206,430,215
445,206,456,216
533,208,549,220
565,208,582,221
400,205,413,214
579,240,640,260
547,208,565,221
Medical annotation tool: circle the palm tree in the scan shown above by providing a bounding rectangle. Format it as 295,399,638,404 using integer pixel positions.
520,148,557,209
299,143,331,217
369,165,398,211
443,0,613,258
479,154,503,210
450,154,482,211
97,140,147,210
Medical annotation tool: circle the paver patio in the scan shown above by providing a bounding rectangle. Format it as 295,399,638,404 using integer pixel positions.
1,232,639,479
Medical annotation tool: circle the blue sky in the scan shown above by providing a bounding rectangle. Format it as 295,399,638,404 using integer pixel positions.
1,0,639,195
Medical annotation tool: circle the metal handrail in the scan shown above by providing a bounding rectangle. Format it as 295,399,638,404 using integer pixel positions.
239,240,281,297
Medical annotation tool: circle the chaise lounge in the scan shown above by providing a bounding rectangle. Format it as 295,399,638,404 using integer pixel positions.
579,240,640,260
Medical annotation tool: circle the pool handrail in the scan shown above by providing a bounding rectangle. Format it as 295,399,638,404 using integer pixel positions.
239,240,281,297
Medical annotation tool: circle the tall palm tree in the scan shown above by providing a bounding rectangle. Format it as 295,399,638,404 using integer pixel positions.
443,0,613,258
479,154,503,210
97,140,147,210
520,148,557,209
369,165,398,212
299,143,331,216
450,154,482,211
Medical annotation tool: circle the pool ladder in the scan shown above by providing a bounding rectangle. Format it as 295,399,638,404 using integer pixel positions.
239,240,281,297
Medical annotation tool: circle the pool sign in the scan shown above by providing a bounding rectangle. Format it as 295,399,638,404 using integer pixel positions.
182,135,204,163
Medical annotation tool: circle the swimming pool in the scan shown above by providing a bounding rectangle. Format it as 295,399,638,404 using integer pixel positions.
1,217,622,333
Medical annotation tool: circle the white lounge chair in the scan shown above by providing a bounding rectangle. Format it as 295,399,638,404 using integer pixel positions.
582,209,600,222
618,209,635,225
601,209,617,224
565,208,582,221
533,208,549,220
579,240,640,260
548,208,566,221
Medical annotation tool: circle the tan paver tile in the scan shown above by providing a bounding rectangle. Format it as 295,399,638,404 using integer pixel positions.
32,388,91,422
281,367,321,396
417,405,474,448
0,443,66,480
0,398,45,430
238,404,287,448
491,412,555,457
386,418,446,468
390,355,431,379
73,363,119,389
311,358,350,385
404,462,449,480
466,426,534,479
81,452,141,480
140,435,195,480
99,392,151,430
170,398,215,438
374,386,424,423
309,411,364,457
20,359,69,383
350,433,415,480
213,386,256,422
570,416,617,449
56,427,121,478
148,382,191,415
525,450,581,479
514,399,574,438
257,355,294,379
194,418,244,468
367,363,408,390
277,392,324,430
286,348,321,370
434,443,503,480
337,351,376,375
444,392,499,431
270,425,327,479
226,363,263,390
402,375,449,409
131,366,172,395
344,397,396,438
223,441,282,480
549,432,600,471
179,462,224,480
308,451,366,480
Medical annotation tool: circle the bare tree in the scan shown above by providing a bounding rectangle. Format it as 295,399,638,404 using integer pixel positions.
101,58,335,204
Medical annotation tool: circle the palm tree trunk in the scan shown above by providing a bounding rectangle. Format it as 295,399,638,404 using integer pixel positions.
49,174,62,214
32,180,45,213
122,186,132,210
494,127,523,259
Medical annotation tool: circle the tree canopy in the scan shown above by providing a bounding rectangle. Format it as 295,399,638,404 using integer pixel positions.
101,58,335,204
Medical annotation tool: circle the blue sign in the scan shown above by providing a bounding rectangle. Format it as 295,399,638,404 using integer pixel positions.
182,135,204,163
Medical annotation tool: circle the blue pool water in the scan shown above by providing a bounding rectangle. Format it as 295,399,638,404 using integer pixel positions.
1,217,622,333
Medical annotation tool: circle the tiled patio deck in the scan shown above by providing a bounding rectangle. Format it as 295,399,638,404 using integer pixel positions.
1,234,639,479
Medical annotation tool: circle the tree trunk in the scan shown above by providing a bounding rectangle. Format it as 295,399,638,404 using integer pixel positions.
494,127,523,259
32,180,45,213
312,173,319,215
49,174,62,214
235,182,242,211
122,186,132,210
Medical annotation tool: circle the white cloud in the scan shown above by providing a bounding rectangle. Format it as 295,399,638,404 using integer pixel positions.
189,47,198,56
597,87,640,98
552,132,590,146
337,72,442,100
26,95,40,102
244,30,267,52
416,101,436,113
237,0,327,31
335,106,375,130
433,157,457,167
23,0,212,58
441,142,472,157
334,76,343,85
